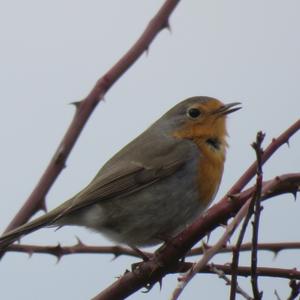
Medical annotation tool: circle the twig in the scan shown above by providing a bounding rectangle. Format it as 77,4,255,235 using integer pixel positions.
6,239,300,260
230,132,265,300
190,241,300,257
274,290,282,300
210,264,252,300
170,198,252,300
287,280,300,300
225,119,300,199
250,132,265,299
174,263,300,281
6,241,151,260
2,0,181,236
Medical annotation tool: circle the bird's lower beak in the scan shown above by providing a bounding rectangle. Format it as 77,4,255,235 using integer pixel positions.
213,102,242,116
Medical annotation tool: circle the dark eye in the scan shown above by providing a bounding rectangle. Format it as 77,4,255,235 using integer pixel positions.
187,108,201,119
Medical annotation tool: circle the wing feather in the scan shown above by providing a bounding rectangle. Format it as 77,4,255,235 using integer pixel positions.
54,159,186,221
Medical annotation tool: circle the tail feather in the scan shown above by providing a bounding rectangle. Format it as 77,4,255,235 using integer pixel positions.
0,208,60,251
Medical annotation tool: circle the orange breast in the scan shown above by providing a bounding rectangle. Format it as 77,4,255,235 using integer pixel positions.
196,143,225,208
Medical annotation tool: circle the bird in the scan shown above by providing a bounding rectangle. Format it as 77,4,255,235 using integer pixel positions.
0,96,240,250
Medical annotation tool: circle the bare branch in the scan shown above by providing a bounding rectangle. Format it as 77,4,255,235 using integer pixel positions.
226,119,300,196
190,241,300,257
175,263,300,281
2,0,181,236
250,132,265,300
170,198,252,300
230,132,264,300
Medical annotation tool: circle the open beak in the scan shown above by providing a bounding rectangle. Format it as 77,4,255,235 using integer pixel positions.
213,102,242,116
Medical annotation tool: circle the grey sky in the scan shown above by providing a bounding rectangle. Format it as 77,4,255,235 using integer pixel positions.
0,1,299,299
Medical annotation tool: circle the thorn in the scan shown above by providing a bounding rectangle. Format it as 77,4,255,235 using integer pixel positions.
75,236,84,246
142,282,154,293
206,232,211,243
55,225,63,232
286,139,290,147
54,146,66,166
165,20,172,33
291,189,298,201
144,46,149,56
69,100,82,109
110,254,119,262
158,278,163,290
27,250,33,258
53,243,63,263
55,254,62,264
273,250,280,260
37,198,48,213
131,262,142,272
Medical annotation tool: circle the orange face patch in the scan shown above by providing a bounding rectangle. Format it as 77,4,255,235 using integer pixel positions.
172,99,228,207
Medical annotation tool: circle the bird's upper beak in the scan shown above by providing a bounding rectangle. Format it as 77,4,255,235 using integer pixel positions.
212,102,242,116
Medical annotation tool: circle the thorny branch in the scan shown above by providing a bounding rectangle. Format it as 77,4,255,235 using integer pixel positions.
250,132,265,300
1,0,181,237
170,197,252,300
93,119,300,300
230,132,265,300
7,240,300,260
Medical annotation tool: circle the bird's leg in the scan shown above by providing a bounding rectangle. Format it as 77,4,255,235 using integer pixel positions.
130,246,153,261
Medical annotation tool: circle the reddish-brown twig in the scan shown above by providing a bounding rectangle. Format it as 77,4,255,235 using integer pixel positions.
2,0,181,236
6,241,151,260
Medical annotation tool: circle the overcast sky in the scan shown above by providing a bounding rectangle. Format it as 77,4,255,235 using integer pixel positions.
0,1,300,299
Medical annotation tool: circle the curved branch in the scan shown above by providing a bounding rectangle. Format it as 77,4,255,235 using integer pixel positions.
2,0,181,234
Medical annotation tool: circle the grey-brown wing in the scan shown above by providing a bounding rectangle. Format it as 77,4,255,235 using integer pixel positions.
53,158,186,221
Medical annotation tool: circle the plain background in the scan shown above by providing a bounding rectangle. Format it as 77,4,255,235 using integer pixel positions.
0,1,300,299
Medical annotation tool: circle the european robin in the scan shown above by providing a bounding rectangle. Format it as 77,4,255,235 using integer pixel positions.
0,96,240,248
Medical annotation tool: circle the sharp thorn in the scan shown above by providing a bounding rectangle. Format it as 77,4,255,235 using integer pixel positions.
75,236,84,246
69,100,82,109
